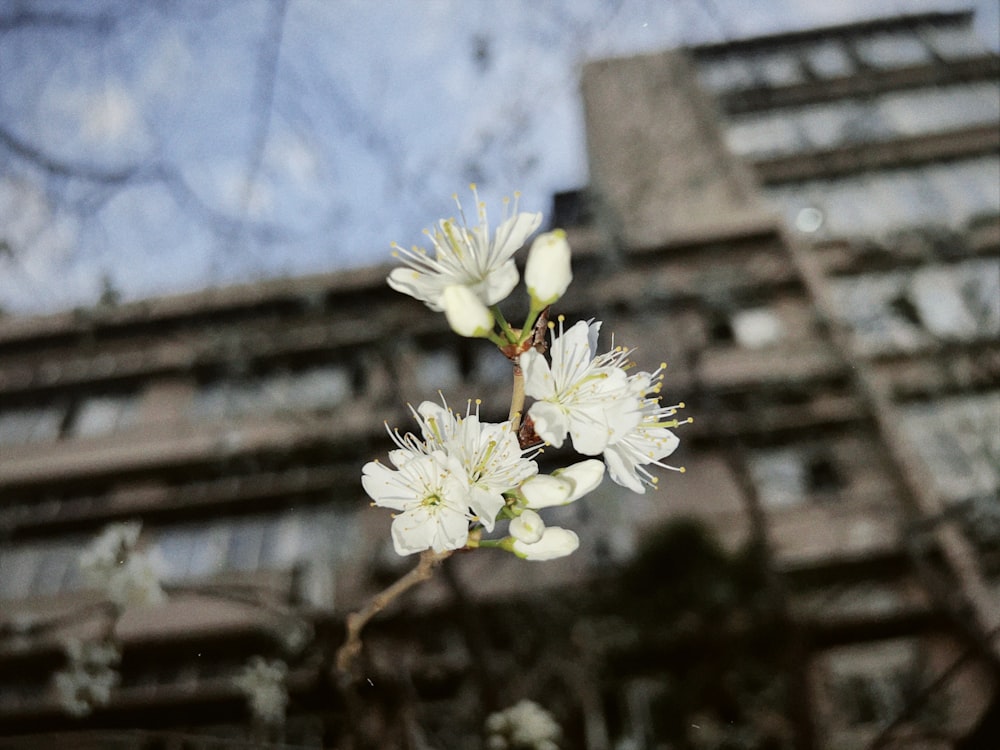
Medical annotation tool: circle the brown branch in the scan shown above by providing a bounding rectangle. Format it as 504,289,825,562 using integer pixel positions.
335,549,452,675
509,363,525,428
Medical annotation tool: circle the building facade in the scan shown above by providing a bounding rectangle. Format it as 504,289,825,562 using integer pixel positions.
0,9,997,749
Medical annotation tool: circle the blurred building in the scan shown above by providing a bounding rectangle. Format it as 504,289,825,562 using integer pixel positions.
1,9,997,749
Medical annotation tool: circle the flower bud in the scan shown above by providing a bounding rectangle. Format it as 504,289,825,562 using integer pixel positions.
441,284,494,338
512,527,579,560
555,459,606,503
509,509,545,544
520,459,605,509
525,229,572,307
520,473,573,509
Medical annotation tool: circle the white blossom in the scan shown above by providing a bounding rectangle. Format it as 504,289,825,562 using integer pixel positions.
363,451,474,555
54,638,120,717
486,699,562,749
521,318,639,454
509,509,545,544
370,401,538,554
233,657,289,726
417,400,537,528
523,319,689,493
512,526,579,561
79,521,166,609
525,229,572,307
442,283,495,337
387,186,541,311
520,459,605,509
603,389,686,493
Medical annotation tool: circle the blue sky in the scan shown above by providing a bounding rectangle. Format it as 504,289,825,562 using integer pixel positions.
1,0,997,315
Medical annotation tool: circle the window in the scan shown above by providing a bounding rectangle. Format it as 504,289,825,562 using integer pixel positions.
156,522,231,580
765,157,1000,241
191,364,352,421
70,393,140,438
908,266,979,340
852,32,931,69
823,639,944,734
920,24,988,60
877,83,1000,138
725,85,999,161
0,405,64,446
829,272,929,354
750,52,806,87
749,445,843,508
803,40,854,78
748,448,806,508
0,546,42,600
414,349,462,392
901,392,1000,504
723,114,804,157
696,55,757,93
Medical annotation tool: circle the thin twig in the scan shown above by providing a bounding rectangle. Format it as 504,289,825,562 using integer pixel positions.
335,549,452,675
509,364,525,428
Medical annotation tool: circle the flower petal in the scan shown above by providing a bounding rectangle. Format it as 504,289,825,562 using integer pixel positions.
528,400,569,448
512,527,579,561
510,509,545,544
603,447,646,494
555,459,606,503
520,349,555,400
469,485,505,532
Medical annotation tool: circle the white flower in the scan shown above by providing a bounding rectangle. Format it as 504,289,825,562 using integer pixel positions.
512,526,579,561
442,284,495,337
522,319,690,493
54,638,121,717
419,400,537,527
383,400,538,533
603,368,689,493
510,509,545,544
363,451,474,555
525,229,572,307
521,319,638,454
519,459,605,509
486,699,562,749
388,186,542,310
233,657,288,726
79,521,141,570
79,521,166,609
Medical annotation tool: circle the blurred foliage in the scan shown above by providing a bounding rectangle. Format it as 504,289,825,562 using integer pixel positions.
599,519,794,750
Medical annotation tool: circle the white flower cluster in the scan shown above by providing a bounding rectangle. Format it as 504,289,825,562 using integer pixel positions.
522,318,687,494
485,699,562,750
53,638,121,717
368,188,690,559
79,521,166,610
233,656,289,726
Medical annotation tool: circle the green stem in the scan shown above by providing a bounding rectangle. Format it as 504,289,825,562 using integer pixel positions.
476,539,507,550
486,330,508,348
518,304,543,344
491,305,518,343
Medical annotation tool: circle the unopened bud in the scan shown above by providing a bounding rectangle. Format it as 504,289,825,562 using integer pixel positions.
512,526,579,560
525,230,572,307
442,284,494,338
509,509,545,544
